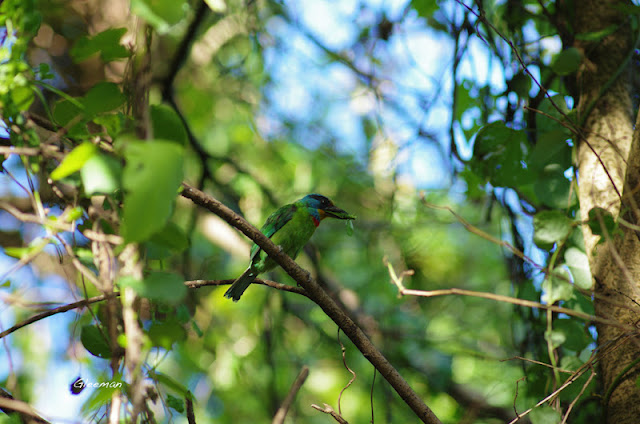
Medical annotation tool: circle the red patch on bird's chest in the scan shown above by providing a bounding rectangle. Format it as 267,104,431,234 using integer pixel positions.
311,215,320,227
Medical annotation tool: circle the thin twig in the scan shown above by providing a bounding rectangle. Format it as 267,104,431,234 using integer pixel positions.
0,391,50,423
272,366,309,424
337,329,356,416
0,293,117,339
311,403,349,424
561,367,596,424
0,279,305,340
396,286,635,332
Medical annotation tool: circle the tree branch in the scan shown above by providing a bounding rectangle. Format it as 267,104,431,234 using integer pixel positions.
180,182,442,424
0,279,305,341
272,365,309,424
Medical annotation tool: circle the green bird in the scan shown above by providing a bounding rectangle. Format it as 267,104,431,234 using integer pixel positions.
225,194,356,301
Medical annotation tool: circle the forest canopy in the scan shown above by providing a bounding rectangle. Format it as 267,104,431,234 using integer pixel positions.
1,1,640,423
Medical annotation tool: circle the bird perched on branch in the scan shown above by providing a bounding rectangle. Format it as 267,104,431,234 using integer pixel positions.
225,194,356,301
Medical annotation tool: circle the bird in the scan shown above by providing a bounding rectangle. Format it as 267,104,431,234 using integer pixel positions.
224,194,355,301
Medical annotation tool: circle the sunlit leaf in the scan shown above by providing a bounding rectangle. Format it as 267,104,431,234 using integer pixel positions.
533,210,573,249
565,247,592,289
11,85,34,111
121,140,184,243
51,142,98,180
542,268,574,304
544,328,566,349
81,153,122,195
131,0,186,33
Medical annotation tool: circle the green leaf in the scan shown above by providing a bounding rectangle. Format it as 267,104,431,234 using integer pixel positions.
528,130,572,173
575,25,618,41
542,268,574,304
459,166,485,199
587,207,620,238
121,140,184,243
544,328,566,349
144,271,187,304
149,370,191,397
454,80,478,123
148,321,187,349
533,210,573,249
509,71,531,98
131,0,186,33
81,379,126,414
166,394,185,413
565,247,592,289
551,47,582,76
147,221,189,259
93,113,126,137
346,219,354,236
191,320,203,337
412,0,440,19
71,28,129,63
51,142,98,180
83,82,125,116
119,271,187,304
11,85,34,111
3,247,31,259
554,319,592,351
565,294,595,316
533,164,575,209
81,153,122,195
80,325,112,359
470,121,531,188
151,104,188,145
53,98,85,127
536,95,571,136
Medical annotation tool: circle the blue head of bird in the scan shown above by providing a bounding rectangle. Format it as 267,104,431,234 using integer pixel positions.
299,194,356,226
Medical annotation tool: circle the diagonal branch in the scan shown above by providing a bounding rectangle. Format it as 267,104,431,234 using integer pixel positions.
180,182,442,424
272,366,309,424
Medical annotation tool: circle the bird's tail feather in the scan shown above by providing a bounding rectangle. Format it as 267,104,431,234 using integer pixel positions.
224,268,256,302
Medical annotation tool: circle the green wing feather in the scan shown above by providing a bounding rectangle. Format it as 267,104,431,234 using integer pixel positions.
250,203,297,261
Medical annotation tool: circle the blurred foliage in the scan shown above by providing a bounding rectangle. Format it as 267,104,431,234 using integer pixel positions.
0,0,620,423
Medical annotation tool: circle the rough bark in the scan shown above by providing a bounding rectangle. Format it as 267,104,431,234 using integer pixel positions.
573,1,640,423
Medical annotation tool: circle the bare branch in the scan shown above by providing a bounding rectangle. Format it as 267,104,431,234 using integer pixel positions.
311,403,349,424
395,286,635,332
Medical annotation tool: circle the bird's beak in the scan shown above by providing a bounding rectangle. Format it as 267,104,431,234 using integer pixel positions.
323,205,356,220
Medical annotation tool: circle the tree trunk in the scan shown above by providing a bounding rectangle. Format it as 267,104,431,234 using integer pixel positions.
573,1,640,422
